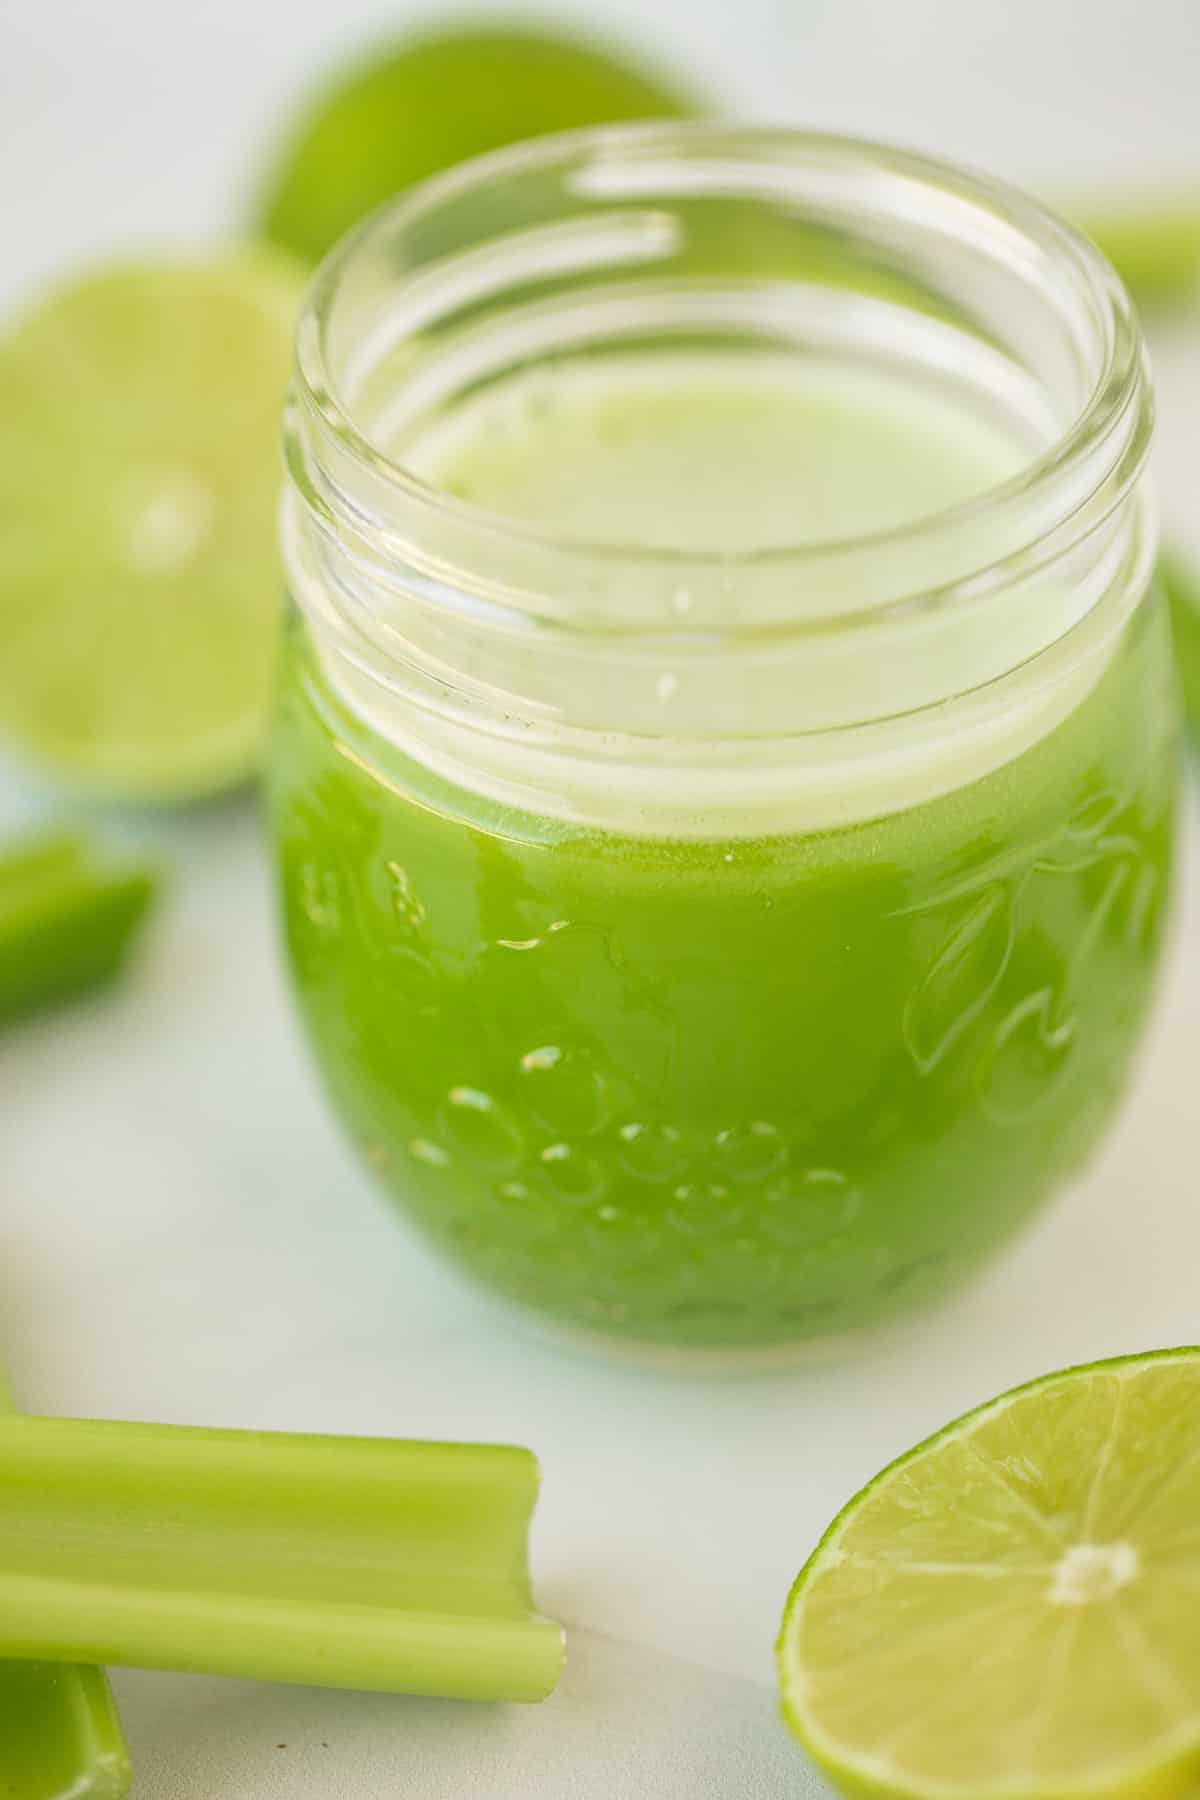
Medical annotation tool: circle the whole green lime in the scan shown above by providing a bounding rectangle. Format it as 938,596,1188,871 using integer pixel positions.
253,23,701,266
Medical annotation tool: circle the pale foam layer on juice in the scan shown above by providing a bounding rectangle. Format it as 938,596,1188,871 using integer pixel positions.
312,348,1146,837
402,350,1030,552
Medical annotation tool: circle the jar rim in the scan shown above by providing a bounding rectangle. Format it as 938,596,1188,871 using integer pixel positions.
291,120,1150,599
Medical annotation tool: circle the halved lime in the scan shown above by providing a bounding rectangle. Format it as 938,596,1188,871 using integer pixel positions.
0,833,157,1023
778,1348,1200,1800
253,23,700,266
0,254,305,801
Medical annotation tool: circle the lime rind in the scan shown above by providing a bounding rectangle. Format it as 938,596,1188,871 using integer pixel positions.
252,21,700,265
778,1347,1200,1800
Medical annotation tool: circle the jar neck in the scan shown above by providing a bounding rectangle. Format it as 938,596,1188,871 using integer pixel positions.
281,125,1155,836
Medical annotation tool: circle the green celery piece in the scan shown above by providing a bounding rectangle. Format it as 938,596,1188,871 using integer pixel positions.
0,1416,564,1701
0,1378,130,1800
0,1662,130,1800
1072,198,1200,310
0,835,86,903
0,834,157,1025
1161,548,1200,732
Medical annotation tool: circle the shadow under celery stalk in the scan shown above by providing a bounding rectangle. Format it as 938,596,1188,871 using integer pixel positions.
0,1376,131,1800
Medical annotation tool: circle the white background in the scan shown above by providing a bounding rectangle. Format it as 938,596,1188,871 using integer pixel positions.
1,3,1199,1795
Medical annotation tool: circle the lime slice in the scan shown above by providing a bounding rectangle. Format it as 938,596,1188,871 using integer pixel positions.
0,255,304,801
0,833,157,1023
253,24,700,265
1160,549,1200,734
778,1348,1200,1800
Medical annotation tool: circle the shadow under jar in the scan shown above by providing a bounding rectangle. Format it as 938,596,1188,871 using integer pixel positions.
274,126,1177,1361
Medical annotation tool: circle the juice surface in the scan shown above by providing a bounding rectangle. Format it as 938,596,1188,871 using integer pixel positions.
272,349,1176,1349
405,350,1027,551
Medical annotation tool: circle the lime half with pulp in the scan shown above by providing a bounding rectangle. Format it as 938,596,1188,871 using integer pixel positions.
254,23,700,265
779,1348,1200,1800
0,254,304,802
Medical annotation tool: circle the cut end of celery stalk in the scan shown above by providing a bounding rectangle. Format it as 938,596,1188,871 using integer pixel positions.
0,1417,565,1703
1072,196,1200,310
0,1380,131,1800
0,833,158,1027
0,1663,131,1800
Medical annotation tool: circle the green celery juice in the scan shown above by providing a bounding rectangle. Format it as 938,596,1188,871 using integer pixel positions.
273,345,1176,1353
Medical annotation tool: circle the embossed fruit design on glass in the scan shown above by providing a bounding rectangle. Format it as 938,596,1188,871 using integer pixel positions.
273,128,1176,1356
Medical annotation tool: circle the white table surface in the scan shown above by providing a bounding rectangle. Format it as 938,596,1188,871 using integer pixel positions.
2,3,1199,1794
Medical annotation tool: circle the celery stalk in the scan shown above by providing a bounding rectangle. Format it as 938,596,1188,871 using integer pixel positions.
1072,199,1200,310
0,1379,130,1800
1161,548,1200,733
0,834,157,1025
0,1416,564,1701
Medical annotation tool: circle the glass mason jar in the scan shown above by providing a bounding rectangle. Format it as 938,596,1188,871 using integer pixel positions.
274,126,1177,1360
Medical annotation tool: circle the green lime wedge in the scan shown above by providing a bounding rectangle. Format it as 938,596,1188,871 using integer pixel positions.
778,1348,1200,1800
1073,200,1200,311
253,23,700,266
0,255,304,801
1160,549,1200,734
0,833,157,1024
